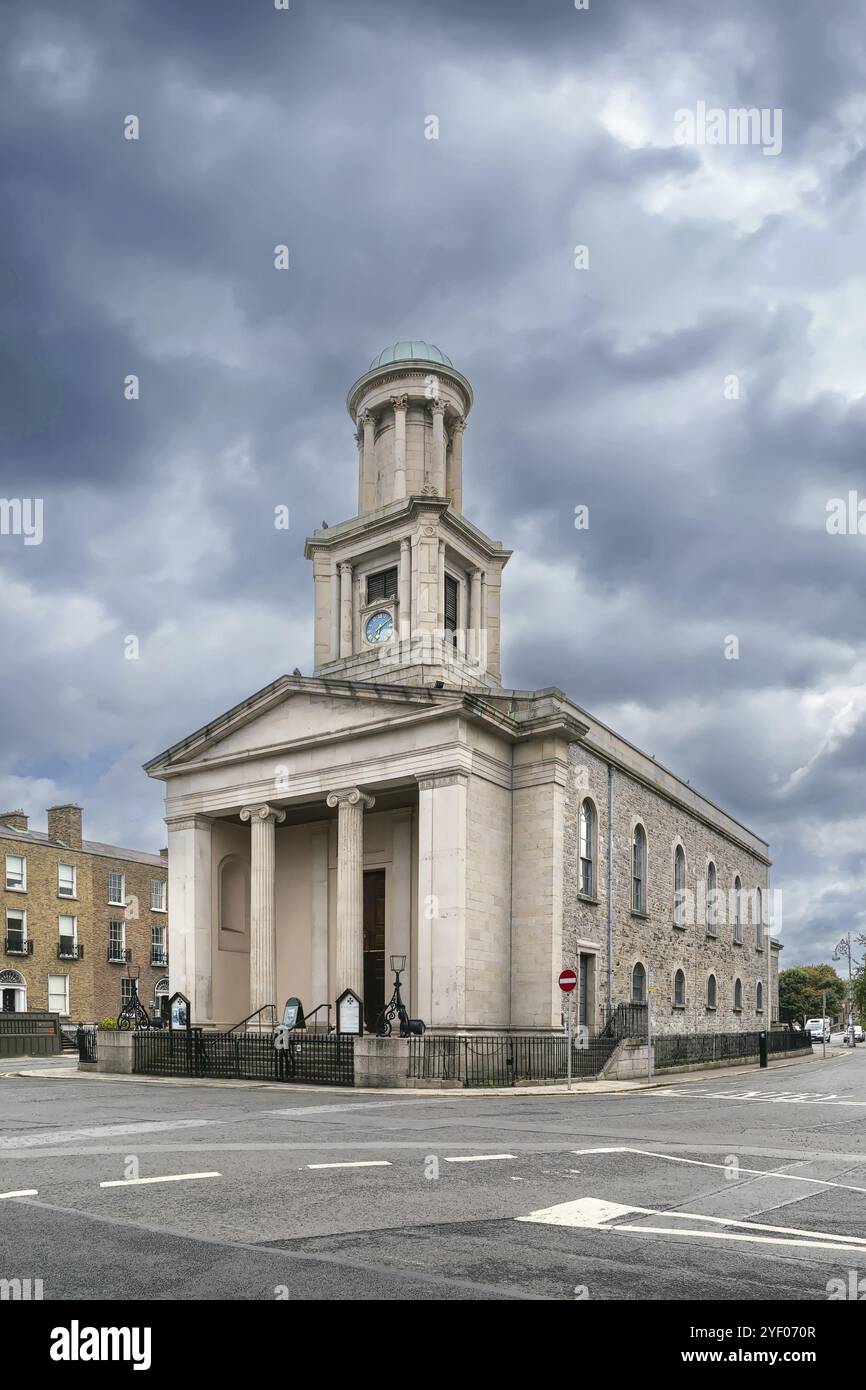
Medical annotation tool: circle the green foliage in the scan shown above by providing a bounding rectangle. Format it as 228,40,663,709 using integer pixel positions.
778,965,846,1026
853,965,866,1024
98,1017,120,1031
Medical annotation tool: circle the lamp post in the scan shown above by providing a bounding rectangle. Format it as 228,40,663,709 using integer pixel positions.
375,955,425,1036
832,934,864,1047
116,963,150,1030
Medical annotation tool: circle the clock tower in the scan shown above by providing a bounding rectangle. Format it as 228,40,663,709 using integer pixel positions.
304,341,511,690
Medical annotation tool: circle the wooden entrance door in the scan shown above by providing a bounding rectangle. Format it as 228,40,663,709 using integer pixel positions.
363,869,386,1030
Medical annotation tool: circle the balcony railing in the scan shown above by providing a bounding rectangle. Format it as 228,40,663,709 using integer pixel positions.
57,942,84,960
150,950,168,967
5,936,33,956
107,946,132,964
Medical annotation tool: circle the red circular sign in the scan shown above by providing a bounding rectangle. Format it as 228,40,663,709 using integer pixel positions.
559,969,577,993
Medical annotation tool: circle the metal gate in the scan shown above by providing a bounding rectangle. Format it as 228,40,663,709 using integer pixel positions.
133,1029,354,1086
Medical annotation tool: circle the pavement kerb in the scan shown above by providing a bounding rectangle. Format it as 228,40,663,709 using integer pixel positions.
0,1047,837,1098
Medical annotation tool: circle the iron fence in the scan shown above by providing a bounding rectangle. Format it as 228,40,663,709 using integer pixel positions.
654,1027,807,1068
75,1026,98,1063
133,1029,355,1086
407,1032,619,1086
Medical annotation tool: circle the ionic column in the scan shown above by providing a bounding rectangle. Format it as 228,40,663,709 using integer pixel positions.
429,399,446,494
391,395,408,501
330,558,340,660
326,787,375,999
437,538,446,633
339,562,353,658
240,803,286,1017
399,537,411,642
447,416,465,512
355,429,364,514
359,410,377,511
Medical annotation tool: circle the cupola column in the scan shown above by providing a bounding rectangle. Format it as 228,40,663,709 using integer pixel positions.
447,416,465,512
339,562,354,658
429,399,447,495
359,410,377,512
391,395,408,501
399,537,411,642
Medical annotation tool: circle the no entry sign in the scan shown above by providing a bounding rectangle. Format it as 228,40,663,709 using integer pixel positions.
559,968,577,993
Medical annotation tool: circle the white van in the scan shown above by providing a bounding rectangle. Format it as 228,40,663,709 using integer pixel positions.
805,1017,831,1042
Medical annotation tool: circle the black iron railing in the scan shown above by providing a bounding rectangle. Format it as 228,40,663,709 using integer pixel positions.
107,947,131,963
150,951,168,967
407,1033,619,1086
654,1027,807,1068
133,1029,355,1086
4,936,32,956
57,943,84,960
76,1026,98,1063
599,1002,649,1039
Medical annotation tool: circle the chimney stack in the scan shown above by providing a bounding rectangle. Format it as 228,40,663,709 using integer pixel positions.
0,810,28,832
46,804,83,849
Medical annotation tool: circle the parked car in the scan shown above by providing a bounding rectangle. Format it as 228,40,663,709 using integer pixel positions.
852,1024,865,1042
805,1017,831,1042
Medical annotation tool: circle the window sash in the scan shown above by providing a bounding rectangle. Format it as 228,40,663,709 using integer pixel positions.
444,575,459,631
59,915,76,940
5,855,24,889
47,975,69,1015
150,879,166,911
58,864,76,896
5,910,25,941
108,872,125,905
366,568,398,604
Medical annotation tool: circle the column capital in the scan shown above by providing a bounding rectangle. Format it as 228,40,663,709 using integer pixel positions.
400,536,411,552
390,393,409,412
428,397,446,418
449,414,466,434
358,408,376,428
415,768,469,792
165,813,213,832
339,560,353,576
326,787,376,811
240,804,286,825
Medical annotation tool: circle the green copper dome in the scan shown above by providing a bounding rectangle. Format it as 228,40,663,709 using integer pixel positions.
370,340,453,369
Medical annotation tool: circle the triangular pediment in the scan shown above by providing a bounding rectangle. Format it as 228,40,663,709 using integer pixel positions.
144,675,462,776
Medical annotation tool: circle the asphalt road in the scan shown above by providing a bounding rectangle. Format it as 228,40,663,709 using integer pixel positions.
2,1045,865,1301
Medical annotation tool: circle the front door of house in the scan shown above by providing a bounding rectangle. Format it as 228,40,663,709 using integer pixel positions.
363,869,386,1030
579,956,589,1027
2,989,17,1012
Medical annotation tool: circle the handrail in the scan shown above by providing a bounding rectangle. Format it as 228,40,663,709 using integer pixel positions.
228,1004,276,1035
303,1003,332,1031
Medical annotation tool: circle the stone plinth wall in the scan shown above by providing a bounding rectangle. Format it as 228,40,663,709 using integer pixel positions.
91,1029,134,1074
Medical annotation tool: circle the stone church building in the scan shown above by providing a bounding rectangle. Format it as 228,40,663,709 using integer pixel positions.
146,342,780,1036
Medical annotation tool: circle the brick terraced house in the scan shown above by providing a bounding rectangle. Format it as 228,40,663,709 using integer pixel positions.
0,805,168,1024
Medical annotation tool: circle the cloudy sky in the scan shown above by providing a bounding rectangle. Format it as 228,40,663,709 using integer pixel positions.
1,0,864,968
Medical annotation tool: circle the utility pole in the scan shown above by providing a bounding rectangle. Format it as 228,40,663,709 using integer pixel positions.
832,934,865,1047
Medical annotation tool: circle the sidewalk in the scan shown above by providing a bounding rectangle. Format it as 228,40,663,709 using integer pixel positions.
0,1047,830,1097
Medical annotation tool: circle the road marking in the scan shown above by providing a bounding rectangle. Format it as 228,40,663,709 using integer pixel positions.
518,1196,636,1228
265,1099,461,1117
99,1172,221,1188
571,1147,866,1196
306,1160,392,1169
518,1194,866,1254
0,1119,214,1150
0,1189,37,1199
444,1154,515,1164
653,1087,866,1107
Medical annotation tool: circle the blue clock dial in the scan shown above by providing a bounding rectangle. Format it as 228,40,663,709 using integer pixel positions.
365,610,394,644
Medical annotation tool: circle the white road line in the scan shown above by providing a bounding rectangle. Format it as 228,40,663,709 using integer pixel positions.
517,1194,866,1255
99,1172,221,1188
653,1087,866,1107
571,1147,866,1196
265,1099,462,1117
444,1153,515,1164
0,1119,214,1149
0,1189,37,1199
306,1160,392,1169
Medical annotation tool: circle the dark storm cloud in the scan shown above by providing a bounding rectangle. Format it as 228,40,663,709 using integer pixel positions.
1,0,865,966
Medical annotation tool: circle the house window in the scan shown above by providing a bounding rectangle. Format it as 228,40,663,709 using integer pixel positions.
151,923,167,966
58,863,76,898
150,879,166,912
632,825,647,913
756,888,764,949
58,916,77,957
120,978,136,1007
108,920,126,962
674,846,686,925
366,567,397,604
756,980,764,1013
674,968,686,1007
706,862,717,936
5,855,25,891
108,871,125,906
579,799,596,898
733,875,742,943
707,974,717,1009
444,574,459,641
734,977,743,1011
5,910,26,952
47,974,69,1017
632,961,646,1004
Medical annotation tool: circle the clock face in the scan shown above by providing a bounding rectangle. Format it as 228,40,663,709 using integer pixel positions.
365,610,394,644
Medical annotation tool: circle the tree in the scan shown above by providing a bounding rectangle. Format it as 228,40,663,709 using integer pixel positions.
852,964,866,1025
778,965,846,1027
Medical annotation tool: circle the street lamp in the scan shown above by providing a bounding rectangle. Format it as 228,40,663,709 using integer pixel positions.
832,934,864,1047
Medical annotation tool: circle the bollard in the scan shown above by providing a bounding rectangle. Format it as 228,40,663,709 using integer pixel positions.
759,1030,768,1068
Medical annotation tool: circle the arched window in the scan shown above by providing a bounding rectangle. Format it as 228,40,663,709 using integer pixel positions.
733,875,742,943
756,980,763,1013
674,968,686,1007
706,862,717,935
579,798,597,898
632,961,646,1004
707,973,717,1009
674,846,686,926
756,888,764,949
218,855,250,944
632,825,647,914
734,977,743,1011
